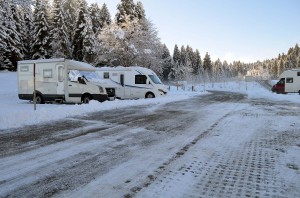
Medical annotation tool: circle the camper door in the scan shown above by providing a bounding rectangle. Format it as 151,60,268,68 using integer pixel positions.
119,73,131,98
56,65,64,95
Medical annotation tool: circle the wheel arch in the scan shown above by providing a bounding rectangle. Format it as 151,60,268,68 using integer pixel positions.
145,91,155,98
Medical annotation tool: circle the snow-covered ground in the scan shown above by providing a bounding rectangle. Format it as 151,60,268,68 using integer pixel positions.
0,71,299,131
1,71,300,197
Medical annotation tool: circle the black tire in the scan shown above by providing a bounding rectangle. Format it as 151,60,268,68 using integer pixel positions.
82,95,91,104
35,94,44,104
145,92,155,99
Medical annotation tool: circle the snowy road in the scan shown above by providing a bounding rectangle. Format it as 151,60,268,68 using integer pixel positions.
0,91,300,198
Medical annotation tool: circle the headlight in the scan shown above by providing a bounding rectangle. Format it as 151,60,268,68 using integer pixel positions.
98,86,104,93
158,89,167,95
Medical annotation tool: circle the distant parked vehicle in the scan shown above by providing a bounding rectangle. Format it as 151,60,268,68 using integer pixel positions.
18,58,110,104
96,66,168,99
272,69,300,94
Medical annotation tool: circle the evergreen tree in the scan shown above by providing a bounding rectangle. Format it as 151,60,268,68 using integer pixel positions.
278,59,285,76
72,0,97,62
11,3,25,60
89,3,101,34
173,44,180,64
1,1,23,70
99,3,111,28
192,49,202,75
269,60,276,78
222,60,229,77
214,58,223,78
31,0,52,59
180,45,186,65
115,0,136,26
161,44,172,81
0,1,8,70
203,52,212,77
63,0,79,48
20,1,33,60
135,1,146,20
50,0,71,58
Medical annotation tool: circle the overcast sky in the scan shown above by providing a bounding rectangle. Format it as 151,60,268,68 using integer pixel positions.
86,0,300,63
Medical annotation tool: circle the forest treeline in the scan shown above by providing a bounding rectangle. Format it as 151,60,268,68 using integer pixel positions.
0,0,299,81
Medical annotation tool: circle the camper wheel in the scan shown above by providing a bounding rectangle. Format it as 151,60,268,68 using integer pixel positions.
82,94,92,104
35,94,44,104
145,92,155,99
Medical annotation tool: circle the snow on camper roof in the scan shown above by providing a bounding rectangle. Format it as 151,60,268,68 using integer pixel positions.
97,66,155,75
67,60,96,71
18,58,66,64
18,59,96,71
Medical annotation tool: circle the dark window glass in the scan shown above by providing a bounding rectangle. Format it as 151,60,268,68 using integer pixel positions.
135,75,147,84
297,72,300,76
286,78,293,83
103,72,109,79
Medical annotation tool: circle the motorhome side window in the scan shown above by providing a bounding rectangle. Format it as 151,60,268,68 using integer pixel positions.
43,69,52,78
20,66,29,72
103,72,109,79
135,75,147,84
297,72,300,76
286,78,293,83
58,66,63,82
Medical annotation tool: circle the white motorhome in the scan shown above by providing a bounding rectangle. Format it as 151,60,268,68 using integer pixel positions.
18,58,109,104
272,69,300,94
96,66,168,99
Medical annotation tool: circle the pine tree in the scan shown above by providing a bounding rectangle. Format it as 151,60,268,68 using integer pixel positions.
203,52,212,77
50,0,71,58
278,59,285,75
89,3,101,34
180,45,186,65
192,49,202,75
72,0,96,63
99,3,111,28
173,44,180,64
19,1,33,60
272,60,278,78
0,1,8,70
11,3,25,60
1,1,23,70
32,0,52,59
63,0,79,48
115,0,136,26
135,1,146,20
214,58,222,78
161,44,172,81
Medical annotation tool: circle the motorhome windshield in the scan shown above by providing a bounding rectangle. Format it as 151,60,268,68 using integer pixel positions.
149,75,162,84
69,70,101,82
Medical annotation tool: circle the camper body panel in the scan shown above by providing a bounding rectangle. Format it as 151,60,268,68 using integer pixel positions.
96,66,167,99
18,61,64,101
18,59,108,103
272,69,300,94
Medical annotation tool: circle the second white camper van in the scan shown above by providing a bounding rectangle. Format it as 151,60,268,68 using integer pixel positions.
96,66,168,99
272,69,300,94
18,58,109,104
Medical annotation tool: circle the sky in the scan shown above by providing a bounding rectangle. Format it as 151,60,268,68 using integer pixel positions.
86,0,300,63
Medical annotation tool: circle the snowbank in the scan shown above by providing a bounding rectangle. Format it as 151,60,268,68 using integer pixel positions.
0,72,203,130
